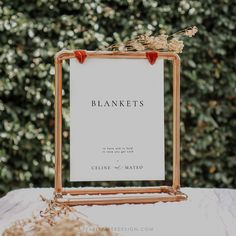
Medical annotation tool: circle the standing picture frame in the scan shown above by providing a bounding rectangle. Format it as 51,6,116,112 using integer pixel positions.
54,50,187,205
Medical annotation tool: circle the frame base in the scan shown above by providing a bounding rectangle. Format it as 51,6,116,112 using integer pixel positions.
55,186,187,206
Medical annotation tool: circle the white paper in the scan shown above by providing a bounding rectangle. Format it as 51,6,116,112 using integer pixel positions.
70,57,165,181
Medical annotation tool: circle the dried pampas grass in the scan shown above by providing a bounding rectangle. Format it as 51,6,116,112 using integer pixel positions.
3,196,116,236
107,26,198,53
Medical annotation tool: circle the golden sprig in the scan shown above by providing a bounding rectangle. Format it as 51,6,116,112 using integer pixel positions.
107,26,198,53
3,195,116,236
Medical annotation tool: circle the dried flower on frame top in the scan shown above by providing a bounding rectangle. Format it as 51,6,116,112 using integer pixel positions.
107,26,198,53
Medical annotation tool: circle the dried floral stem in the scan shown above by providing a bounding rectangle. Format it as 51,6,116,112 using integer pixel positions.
106,26,198,53
3,196,117,236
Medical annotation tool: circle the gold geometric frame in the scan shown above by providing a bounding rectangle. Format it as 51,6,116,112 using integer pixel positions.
54,50,187,205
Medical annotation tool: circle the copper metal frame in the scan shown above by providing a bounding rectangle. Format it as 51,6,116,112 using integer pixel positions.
54,50,187,205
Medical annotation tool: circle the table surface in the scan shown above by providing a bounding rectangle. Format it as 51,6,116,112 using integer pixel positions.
0,187,236,236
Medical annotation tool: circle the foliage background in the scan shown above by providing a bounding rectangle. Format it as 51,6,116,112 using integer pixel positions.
0,0,236,196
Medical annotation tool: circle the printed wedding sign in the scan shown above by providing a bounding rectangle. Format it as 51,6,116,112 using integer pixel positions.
70,57,165,181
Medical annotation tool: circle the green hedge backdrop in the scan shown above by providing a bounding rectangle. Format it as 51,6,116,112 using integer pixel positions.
0,0,236,196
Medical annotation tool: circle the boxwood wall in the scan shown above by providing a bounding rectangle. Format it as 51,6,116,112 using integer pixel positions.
0,0,236,195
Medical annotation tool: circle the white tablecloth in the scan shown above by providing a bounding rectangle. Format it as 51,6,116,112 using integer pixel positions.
0,188,236,236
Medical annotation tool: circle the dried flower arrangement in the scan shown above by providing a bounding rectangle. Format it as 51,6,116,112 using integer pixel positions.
107,26,198,53
3,196,116,236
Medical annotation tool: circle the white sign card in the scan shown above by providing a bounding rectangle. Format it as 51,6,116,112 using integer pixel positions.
70,57,165,181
